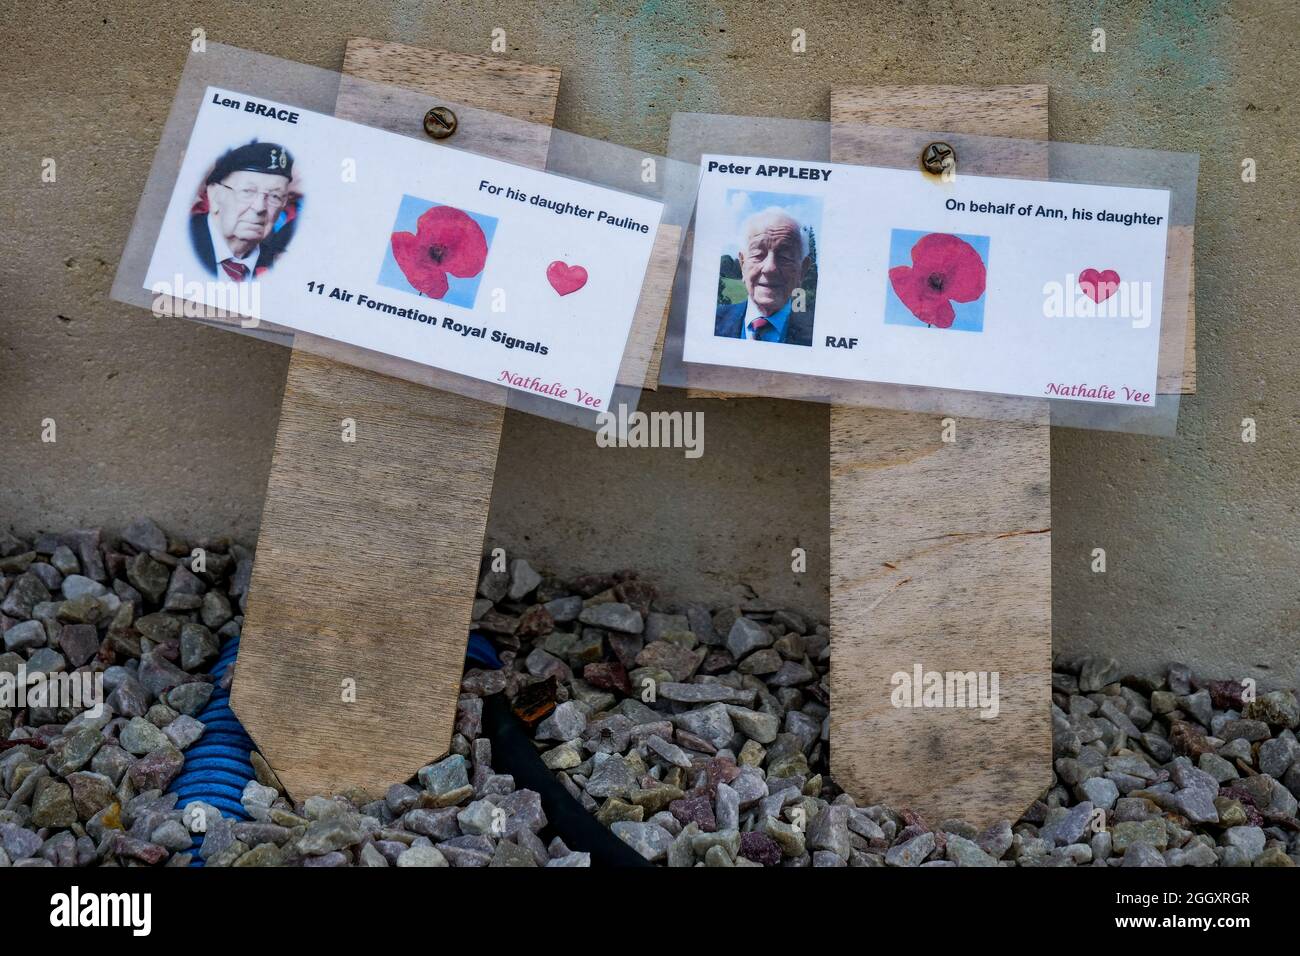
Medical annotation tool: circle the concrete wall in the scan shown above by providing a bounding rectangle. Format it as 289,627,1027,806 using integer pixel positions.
2,1,1296,684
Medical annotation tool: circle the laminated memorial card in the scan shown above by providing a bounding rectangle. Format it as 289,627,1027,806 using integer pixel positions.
681,154,1174,412
128,86,665,418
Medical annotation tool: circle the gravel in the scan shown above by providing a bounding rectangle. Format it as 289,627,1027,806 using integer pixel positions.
1,524,1297,868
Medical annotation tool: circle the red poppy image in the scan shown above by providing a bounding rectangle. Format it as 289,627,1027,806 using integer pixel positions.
390,204,489,299
888,232,987,329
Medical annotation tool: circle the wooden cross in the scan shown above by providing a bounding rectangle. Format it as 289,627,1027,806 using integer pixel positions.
230,39,563,801
827,84,1195,828
230,38,678,801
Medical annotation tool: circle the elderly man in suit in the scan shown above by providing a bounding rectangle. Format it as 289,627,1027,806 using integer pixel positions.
715,207,814,346
190,141,295,281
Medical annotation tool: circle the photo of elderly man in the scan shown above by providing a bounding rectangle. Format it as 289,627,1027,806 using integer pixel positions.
714,204,818,346
189,141,298,282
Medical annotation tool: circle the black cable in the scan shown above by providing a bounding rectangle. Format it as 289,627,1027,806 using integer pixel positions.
481,693,653,867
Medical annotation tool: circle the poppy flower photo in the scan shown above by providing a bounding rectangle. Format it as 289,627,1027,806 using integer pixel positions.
378,196,497,309
885,230,990,332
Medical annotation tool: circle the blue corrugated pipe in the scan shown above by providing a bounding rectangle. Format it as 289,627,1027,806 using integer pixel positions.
166,631,502,865
167,634,254,865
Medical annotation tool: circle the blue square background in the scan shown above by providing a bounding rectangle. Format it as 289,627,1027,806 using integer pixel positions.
883,228,990,333
377,195,498,310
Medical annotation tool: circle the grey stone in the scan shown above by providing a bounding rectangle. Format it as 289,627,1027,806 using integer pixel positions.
1041,801,1095,847
1164,842,1219,867
507,559,542,600
57,624,99,666
126,554,170,604
658,681,732,703
2,573,51,619
1222,825,1266,860
645,735,692,769
672,703,734,750
4,619,45,651
490,840,538,868
495,790,547,835
644,612,690,643
582,713,633,754
586,754,636,799
725,705,780,744
1245,690,1300,730
578,602,643,634
163,714,205,750
807,803,852,861
725,617,773,660
1078,656,1120,692
60,575,109,601
766,660,816,686
150,819,193,852
535,700,588,742
25,647,65,673
542,596,582,622
1121,843,1167,867
179,623,218,671
947,834,999,866
1221,719,1271,742
418,754,470,796
1259,737,1299,778
49,729,103,776
120,716,169,755
715,782,740,832
611,821,673,862
1198,752,1240,783
123,518,168,554
397,845,449,867
200,590,233,630
138,649,195,698
1,823,43,860
49,546,79,576
885,832,935,867
164,682,213,717
31,780,77,827
296,816,366,855
1079,777,1119,811
1178,690,1213,727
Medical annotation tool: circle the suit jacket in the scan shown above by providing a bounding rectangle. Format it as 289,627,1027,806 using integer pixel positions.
189,213,286,278
714,299,814,347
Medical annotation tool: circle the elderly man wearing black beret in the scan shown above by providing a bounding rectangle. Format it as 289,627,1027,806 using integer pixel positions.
190,140,296,281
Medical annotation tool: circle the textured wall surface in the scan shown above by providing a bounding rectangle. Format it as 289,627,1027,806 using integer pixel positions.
1,1,1295,682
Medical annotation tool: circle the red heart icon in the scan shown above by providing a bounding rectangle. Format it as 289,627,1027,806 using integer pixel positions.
546,261,588,296
1079,268,1120,303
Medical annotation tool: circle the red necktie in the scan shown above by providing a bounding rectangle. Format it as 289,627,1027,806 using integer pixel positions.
221,258,249,282
749,317,771,338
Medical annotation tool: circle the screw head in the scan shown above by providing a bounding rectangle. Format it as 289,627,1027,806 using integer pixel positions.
921,141,955,175
423,106,458,140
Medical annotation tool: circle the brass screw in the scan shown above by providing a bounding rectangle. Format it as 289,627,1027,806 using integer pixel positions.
424,106,458,140
921,141,955,175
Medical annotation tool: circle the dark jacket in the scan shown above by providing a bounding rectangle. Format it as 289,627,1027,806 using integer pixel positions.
714,300,814,346
189,212,286,277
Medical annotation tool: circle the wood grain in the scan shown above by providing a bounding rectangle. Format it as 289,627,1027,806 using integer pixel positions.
231,40,559,801
828,85,1053,828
